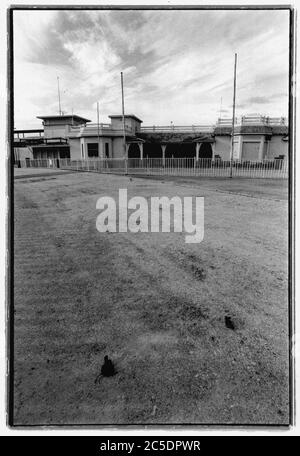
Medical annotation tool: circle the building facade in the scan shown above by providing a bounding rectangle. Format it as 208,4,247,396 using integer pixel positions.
14,113,289,164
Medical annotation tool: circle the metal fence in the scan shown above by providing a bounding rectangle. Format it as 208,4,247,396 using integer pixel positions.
16,157,288,179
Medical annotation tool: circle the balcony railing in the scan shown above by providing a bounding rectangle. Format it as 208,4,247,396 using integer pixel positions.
14,130,44,139
216,116,287,127
140,125,214,133
69,123,111,131
69,123,135,135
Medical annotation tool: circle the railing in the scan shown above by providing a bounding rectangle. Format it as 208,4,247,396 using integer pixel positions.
140,125,214,133
16,157,288,179
69,123,112,130
87,123,112,128
14,132,44,140
216,118,237,126
265,117,287,126
68,124,134,135
217,116,287,127
140,117,288,132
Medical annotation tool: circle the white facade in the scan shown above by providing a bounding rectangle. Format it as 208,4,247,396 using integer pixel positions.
14,114,289,163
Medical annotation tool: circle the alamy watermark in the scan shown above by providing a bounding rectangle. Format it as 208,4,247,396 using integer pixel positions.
96,189,204,244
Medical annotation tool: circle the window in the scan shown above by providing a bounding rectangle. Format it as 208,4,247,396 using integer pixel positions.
87,143,99,157
105,142,109,158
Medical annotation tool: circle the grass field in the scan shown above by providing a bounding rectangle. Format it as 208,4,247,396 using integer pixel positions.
13,170,289,425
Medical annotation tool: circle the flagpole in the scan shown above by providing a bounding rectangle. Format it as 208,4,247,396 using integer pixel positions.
121,72,127,174
97,101,100,158
230,53,237,178
57,76,62,116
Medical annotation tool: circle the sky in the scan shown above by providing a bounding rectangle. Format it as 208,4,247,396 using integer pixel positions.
13,8,290,129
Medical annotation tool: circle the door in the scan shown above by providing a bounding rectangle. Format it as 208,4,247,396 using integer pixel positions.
241,142,260,161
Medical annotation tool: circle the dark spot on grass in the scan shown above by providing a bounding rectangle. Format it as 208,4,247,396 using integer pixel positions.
187,253,197,262
191,265,206,281
22,200,39,209
177,300,208,321
81,188,97,195
90,343,105,354
225,316,235,330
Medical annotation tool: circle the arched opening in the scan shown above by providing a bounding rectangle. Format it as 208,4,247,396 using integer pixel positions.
128,143,140,159
199,142,212,159
144,142,163,159
165,143,195,167
165,143,196,158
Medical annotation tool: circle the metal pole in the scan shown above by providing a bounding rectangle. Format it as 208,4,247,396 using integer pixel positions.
230,53,237,178
57,76,62,116
97,101,100,158
121,72,127,174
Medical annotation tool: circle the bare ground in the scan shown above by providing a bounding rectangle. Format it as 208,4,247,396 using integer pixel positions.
12,170,289,426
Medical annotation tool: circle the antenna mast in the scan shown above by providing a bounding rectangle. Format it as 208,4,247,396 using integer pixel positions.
219,96,223,120
57,76,62,116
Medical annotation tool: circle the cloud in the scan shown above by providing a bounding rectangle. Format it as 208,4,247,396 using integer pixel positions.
13,9,290,128
246,96,270,104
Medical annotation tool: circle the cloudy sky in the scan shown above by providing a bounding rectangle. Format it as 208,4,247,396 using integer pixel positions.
13,8,290,129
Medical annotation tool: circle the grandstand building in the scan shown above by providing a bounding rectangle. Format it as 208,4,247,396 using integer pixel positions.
13,113,289,164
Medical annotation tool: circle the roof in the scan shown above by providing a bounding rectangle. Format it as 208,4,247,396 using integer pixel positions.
36,115,91,123
109,114,143,123
126,136,146,143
